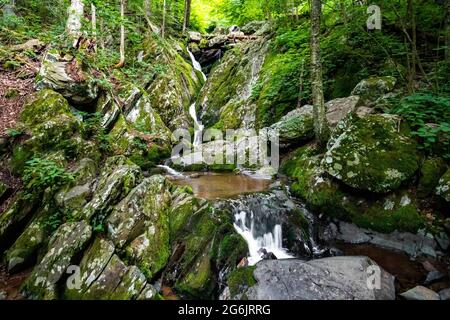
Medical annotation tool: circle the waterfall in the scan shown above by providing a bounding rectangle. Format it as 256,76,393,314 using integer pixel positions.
189,103,204,147
187,48,207,82
234,211,292,266
157,165,184,177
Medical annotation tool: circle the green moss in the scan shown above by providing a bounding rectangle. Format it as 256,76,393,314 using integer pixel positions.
227,266,257,297
418,158,447,198
11,143,34,174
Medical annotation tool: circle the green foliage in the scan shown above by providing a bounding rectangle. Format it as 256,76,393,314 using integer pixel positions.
22,158,75,199
392,92,450,159
80,112,112,155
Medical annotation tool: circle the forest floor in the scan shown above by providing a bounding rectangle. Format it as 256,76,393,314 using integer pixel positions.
0,61,38,137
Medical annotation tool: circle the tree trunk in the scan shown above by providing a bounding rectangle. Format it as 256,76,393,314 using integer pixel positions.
115,0,126,68
3,0,15,17
144,0,152,18
182,0,192,34
66,0,85,48
310,0,329,145
407,0,416,90
91,4,97,52
161,0,167,39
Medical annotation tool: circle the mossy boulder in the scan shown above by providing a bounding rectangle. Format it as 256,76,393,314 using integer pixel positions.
144,37,203,130
283,145,425,234
227,266,256,297
36,50,98,105
269,105,314,144
199,38,270,129
22,220,92,300
418,158,447,198
323,114,419,193
81,156,142,221
436,169,450,202
107,175,171,280
351,76,396,103
64,238,115,299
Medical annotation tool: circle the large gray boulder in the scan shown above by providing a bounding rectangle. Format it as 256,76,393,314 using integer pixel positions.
244,257,395,300
436,168,450,202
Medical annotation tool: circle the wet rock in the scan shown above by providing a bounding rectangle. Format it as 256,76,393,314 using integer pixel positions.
435,232,450,251
323,114,419,193
243,257,395,300
439,288,450,300
23,221,92,299
37,50,98,105
64,238,115,299
436,168,450,202
400,286,440,300
424,270,445,285
351,76,396,103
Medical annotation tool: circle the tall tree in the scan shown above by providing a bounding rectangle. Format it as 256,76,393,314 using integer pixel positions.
182,0,192,34
116,0,126,68
66,0,85,48
310,0,329,145
161,0,167,39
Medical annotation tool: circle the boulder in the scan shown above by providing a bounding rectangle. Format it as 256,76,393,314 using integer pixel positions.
242,257,395,300
188,31,202,42
400,286,440,300
351,76,396,103
37,50,98,105
269,105,314,144
323,114,419,193
64,238,115,299
436,168,450,202
439,288,450,300
418,158,447,198
81,156,142,221
325,96,360,128
22,221,92,299
107,175,171,280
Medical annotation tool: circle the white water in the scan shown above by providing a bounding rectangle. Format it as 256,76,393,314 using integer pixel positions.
187,48,207,82
189,103,204,147
157,165,184,177
233,211,293,266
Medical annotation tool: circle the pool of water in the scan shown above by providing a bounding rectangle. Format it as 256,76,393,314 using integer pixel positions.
170,173,272,200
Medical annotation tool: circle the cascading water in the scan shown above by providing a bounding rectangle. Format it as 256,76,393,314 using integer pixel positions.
187,48,207,81
187,48,207,147
189,103,204,147
220,192,297,266
157,165,184,177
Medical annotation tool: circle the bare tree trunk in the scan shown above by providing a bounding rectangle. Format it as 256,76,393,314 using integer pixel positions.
67,0,85,48
91,4,97,52
144,0,152,18
407,0,416,91
116,0,126,68
182,0,192,34
4,0,16,17
99,19,106,50
310,0,329,145
161,0,167,39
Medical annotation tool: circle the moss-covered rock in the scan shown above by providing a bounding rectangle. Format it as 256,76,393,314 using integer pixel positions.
351,76,396,103
323,114,419,193
64,238,115,300
269,105,314,144
227,266,256,297
144,37,203,130
0,180,7,200
418,158,447,198
106,176,171,280
198,38,270,129
283,145,425,234
81,156,142,221
436,169,450,202
108,265,147,300
36,50,98,105
22,220,92,300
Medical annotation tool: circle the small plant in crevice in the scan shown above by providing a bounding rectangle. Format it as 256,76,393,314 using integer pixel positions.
22,158,75,200
80,112,112,155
